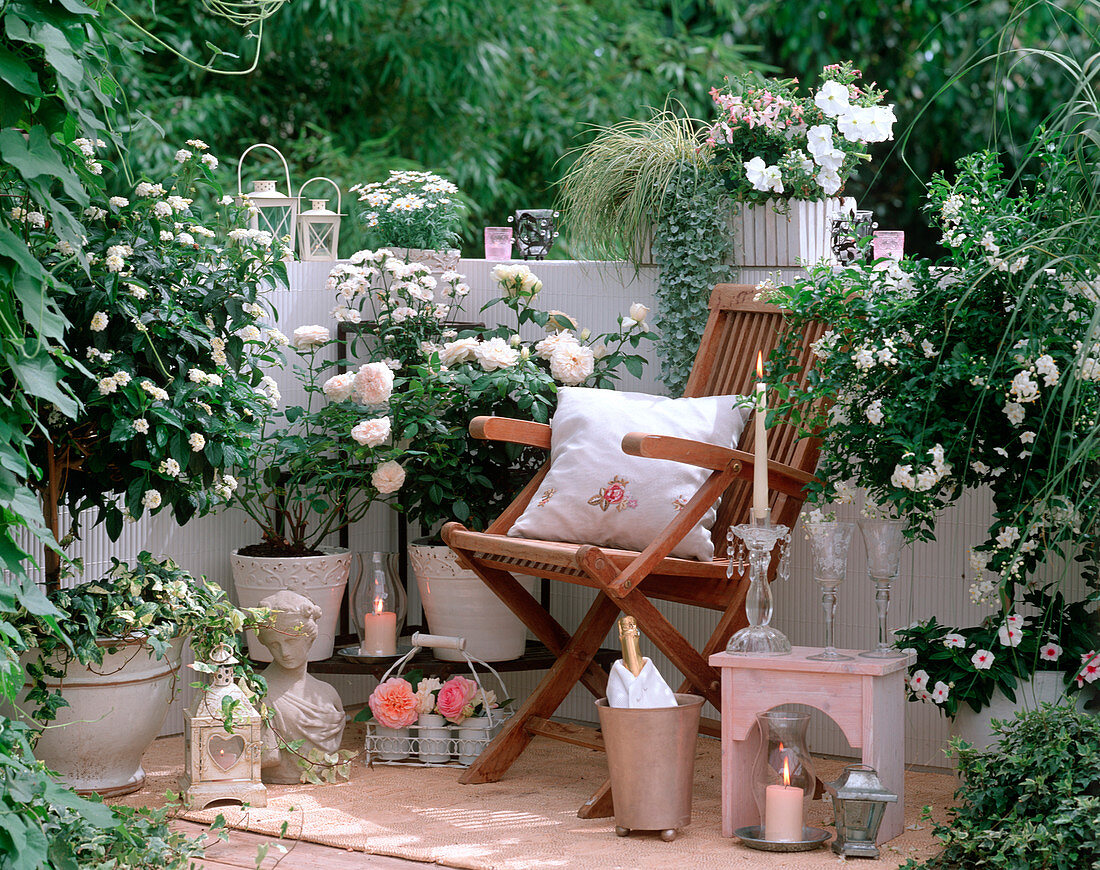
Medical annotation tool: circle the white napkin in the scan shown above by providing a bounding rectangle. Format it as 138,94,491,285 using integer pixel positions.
606,657,678,708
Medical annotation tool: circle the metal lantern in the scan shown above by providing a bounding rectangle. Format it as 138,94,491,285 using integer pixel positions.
830,209,876,265
236,143,299,251
824,764,897,858
180,643,266,809
297,177,344,261
508,208,559,260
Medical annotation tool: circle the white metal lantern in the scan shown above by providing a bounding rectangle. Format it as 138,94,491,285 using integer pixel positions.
180,643,266,809
235,143,299,252
296,177,343,261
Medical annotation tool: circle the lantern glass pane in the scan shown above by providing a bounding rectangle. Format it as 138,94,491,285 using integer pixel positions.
839,800,877,841
258,205,295,241
307,223,334,258
207,733,245,771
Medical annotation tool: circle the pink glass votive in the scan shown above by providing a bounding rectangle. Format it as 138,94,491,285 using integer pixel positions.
484,227,513,260
872,230,905,261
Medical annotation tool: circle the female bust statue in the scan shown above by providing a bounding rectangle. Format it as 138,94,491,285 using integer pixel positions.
256,590,346,783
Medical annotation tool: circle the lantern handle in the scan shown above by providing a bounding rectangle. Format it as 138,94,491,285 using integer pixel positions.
236,143,293,198
297,176,342,214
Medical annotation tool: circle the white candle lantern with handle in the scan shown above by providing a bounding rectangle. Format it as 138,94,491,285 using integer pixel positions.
235,143,299,252
297,177,344,261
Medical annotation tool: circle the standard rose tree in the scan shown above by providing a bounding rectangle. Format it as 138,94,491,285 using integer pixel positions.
325,254,656,535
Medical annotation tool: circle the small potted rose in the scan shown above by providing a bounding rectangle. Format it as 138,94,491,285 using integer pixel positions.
363,676,420,761
436,674,506,765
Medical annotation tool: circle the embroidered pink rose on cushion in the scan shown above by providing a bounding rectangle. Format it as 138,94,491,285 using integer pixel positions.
368,677,419,729
588,476,637,512
437,675,479,724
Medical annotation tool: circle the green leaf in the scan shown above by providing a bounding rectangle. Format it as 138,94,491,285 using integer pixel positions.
10,353,77,416
0,44,41,96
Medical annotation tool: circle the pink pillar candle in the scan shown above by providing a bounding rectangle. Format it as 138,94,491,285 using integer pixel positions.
764,783,804,841
361,610,397,656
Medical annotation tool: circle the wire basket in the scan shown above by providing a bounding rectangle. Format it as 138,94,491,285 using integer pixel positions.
364,632,513,768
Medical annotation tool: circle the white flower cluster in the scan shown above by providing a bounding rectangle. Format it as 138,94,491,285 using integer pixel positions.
212,472,238,501
889,443,951,493
491,263,543,298
907,669,951,705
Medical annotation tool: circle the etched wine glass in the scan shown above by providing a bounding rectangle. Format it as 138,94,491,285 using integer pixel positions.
805,521,854,661
857,518,907,659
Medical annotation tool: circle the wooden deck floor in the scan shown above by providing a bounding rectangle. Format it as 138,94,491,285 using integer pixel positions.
176,821,431,869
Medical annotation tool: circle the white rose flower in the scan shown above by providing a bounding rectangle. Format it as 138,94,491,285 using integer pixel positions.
292,324,331,350
439,337,479,367
628,302,650,324
535,330,579,360
550,343,595,385
351,417,391,447
353,362,395,405
322,373,356,402
371,460,406,494
474,337,520,371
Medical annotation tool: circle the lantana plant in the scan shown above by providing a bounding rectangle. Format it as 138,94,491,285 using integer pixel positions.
763,137,1100,715
705,62,895,201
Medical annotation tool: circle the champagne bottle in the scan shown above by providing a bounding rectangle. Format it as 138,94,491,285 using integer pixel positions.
618,616,645,677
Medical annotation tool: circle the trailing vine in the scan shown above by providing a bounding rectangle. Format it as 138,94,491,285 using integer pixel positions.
650,165,733,395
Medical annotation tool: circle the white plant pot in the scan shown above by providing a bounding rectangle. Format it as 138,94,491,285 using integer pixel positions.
397,247,461,273
951,670,1077,753
409,543,536,662
231,547,351,662
373,725,410,761
456,716,493,766
417,713,451,763
20,636,185,796
729,197,843,269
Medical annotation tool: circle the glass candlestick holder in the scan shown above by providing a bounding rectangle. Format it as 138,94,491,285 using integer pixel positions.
805,521,855,661
725,516,792,656
857,519,907,659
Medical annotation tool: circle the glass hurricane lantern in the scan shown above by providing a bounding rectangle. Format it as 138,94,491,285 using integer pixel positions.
857,518,907,659
805,521,855,661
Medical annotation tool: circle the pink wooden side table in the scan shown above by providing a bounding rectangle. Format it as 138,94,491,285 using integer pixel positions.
709,646,915,844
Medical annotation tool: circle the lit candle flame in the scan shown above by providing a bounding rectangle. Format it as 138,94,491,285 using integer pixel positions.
757,350,764,379
782,756,791,786
373,596,384,616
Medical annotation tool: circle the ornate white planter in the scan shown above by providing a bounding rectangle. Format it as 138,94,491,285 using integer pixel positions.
728,198,843,269
22,636,185,796
231,547,351,662
409,542,536,662
951,670,1076,753
396,247,461,273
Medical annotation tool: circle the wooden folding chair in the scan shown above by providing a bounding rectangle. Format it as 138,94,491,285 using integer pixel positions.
441,283,826,815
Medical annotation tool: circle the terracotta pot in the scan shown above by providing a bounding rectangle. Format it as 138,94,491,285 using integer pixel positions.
20,636,185,796
231,547,351,662
409,542,536,662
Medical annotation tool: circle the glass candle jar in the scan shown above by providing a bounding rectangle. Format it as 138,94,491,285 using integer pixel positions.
751,710,817,842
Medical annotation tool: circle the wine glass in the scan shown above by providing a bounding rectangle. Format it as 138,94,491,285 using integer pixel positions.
857,518,907,659
805,521,854,661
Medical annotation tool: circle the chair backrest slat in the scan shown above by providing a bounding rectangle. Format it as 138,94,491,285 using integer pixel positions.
683,284,823,552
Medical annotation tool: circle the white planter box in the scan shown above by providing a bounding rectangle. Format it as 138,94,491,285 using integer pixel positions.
729,198,842,269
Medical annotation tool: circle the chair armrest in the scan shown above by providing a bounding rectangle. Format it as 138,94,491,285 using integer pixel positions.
470,416,552,449
621,432,816,498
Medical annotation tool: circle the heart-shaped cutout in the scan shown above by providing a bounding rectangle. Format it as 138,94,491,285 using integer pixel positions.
208,734,245,771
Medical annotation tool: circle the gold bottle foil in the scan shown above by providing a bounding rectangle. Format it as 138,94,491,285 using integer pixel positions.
618,616,645,677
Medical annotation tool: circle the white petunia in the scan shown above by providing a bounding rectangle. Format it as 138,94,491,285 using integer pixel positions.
814,80,851,117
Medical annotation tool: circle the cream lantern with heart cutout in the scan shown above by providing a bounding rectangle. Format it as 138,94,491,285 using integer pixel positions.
181,642,267,809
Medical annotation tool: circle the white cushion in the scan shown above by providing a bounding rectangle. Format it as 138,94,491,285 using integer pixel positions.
507,387,751,561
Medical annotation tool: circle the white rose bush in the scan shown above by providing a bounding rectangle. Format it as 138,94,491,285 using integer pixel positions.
764,137,1100,716
27,142,287,557
705,62,895,202
325,252,654,534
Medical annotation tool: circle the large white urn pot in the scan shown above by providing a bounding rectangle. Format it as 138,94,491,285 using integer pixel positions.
409,542,536,662
950,670,1083,753
231,547,351,662
22,636,185,796
729,197,844,270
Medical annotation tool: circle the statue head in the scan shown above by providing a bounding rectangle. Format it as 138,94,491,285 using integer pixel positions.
256,590,321,671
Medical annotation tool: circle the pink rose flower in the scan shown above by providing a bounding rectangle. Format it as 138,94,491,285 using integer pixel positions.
368,677,418,730
436,675,479,724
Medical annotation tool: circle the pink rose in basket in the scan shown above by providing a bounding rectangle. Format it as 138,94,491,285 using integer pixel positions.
368,677,419,729
436,675,479,724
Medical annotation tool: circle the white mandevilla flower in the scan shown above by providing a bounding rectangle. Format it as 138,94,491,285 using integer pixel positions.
353,362,394,405
322,373,356,402
475,337,520,372
90,311,108,332
292,324,330,350
371,460,406,494
550,343,595,385
971,649,995,670
351,417,391,447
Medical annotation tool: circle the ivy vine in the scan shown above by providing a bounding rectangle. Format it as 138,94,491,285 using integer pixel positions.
650,165,732,395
